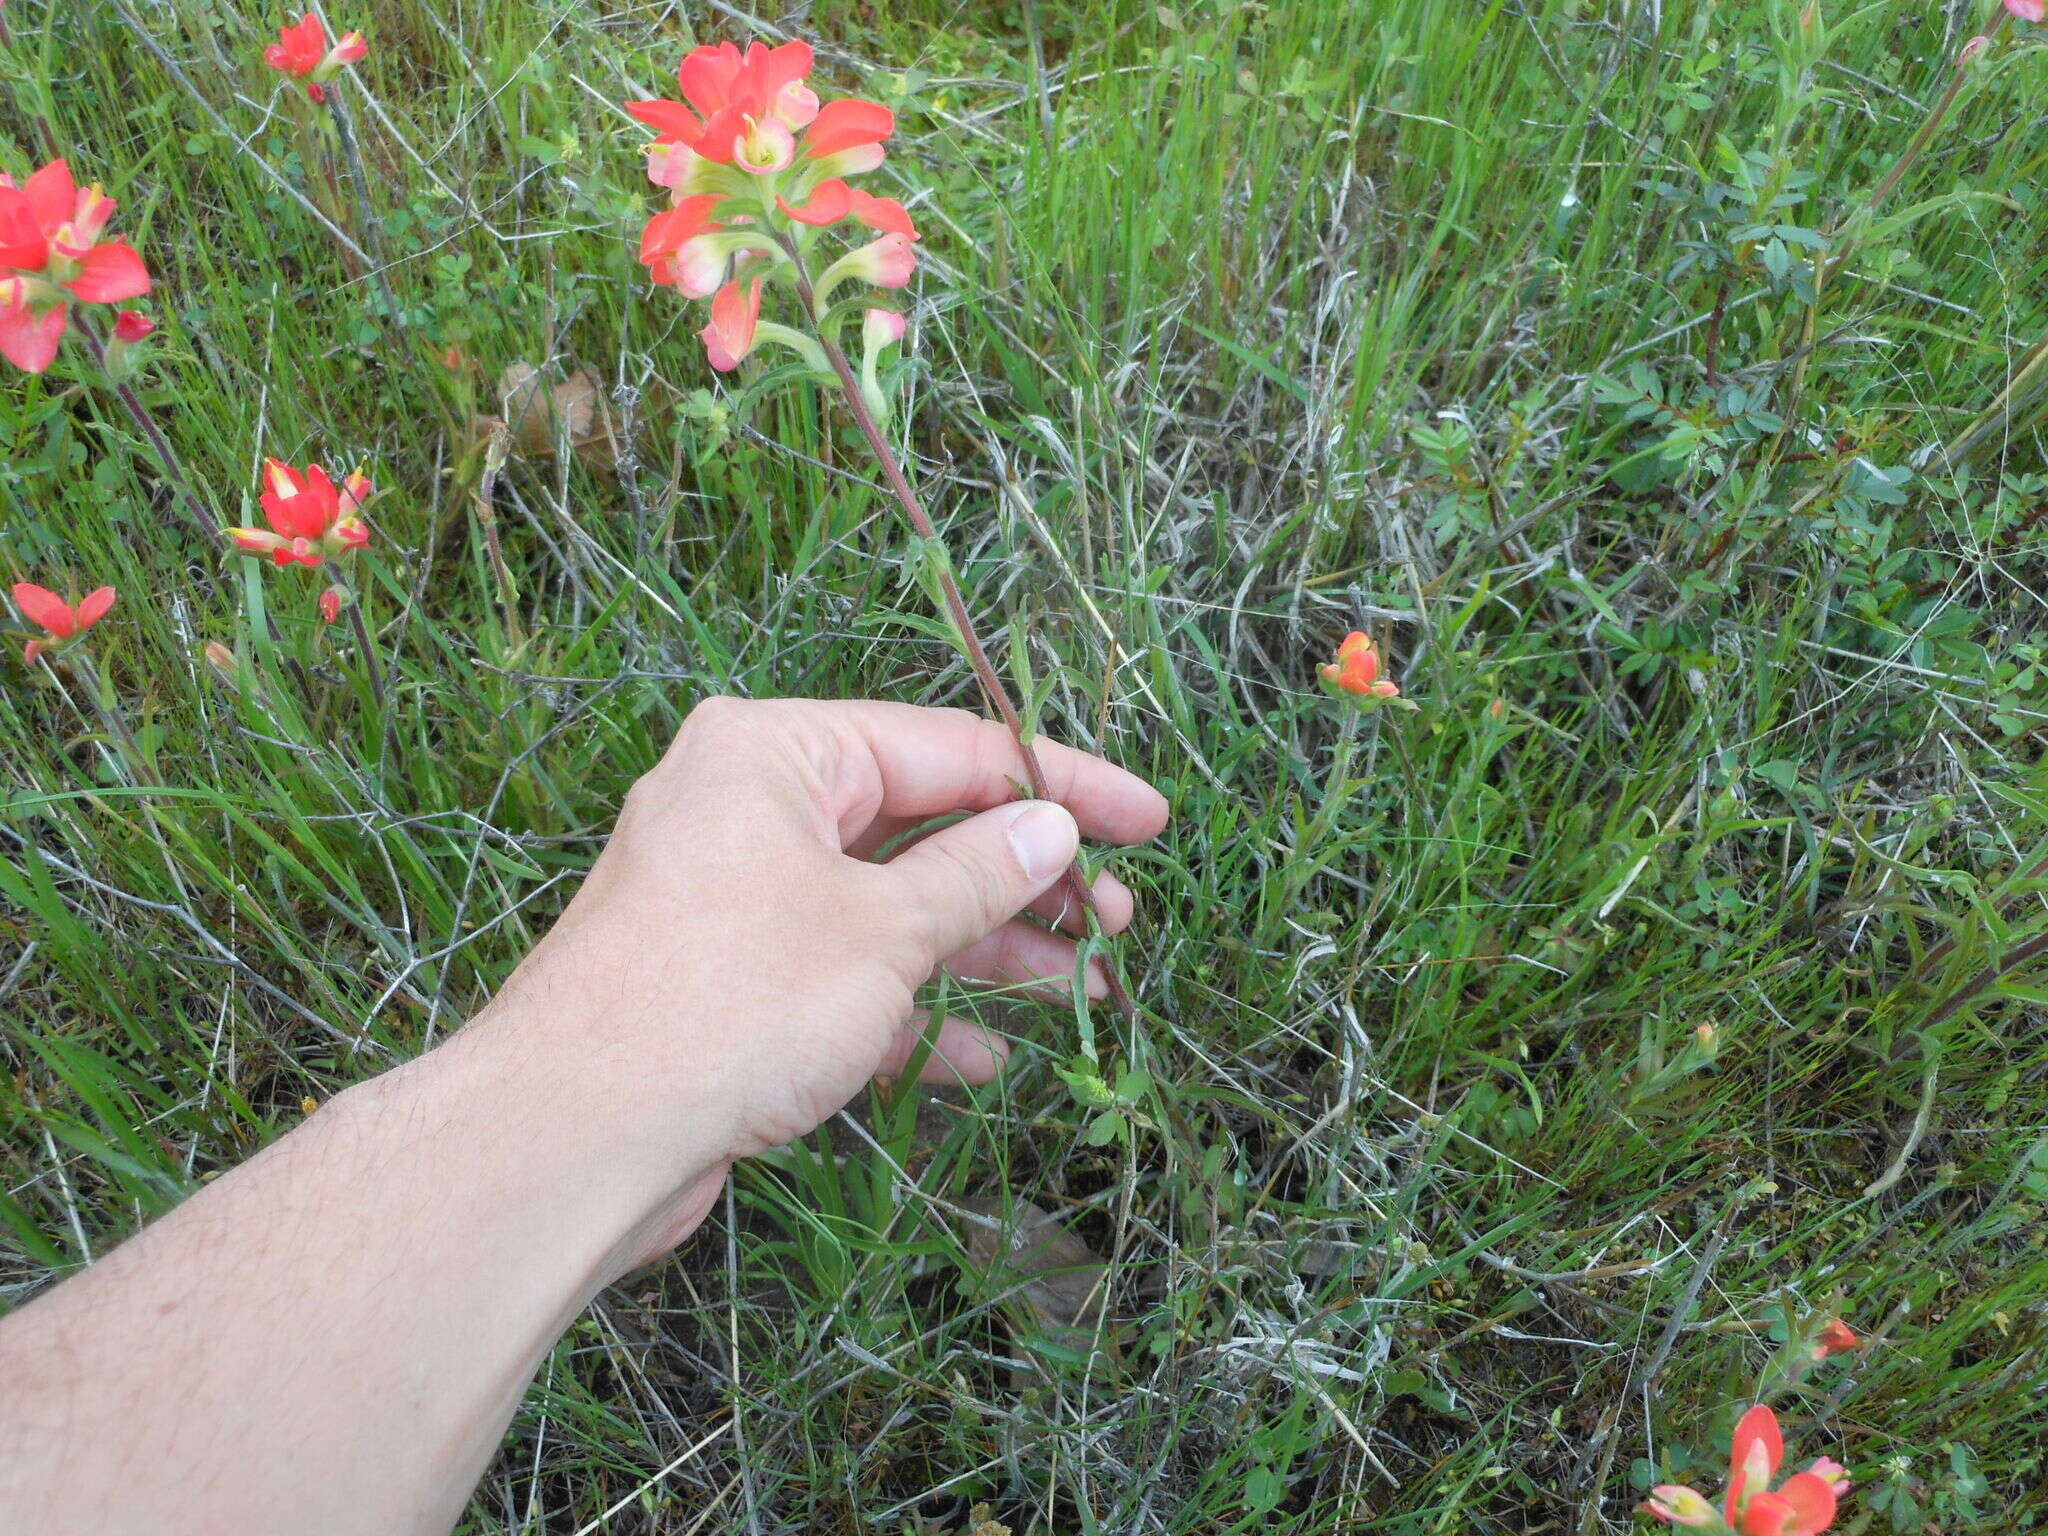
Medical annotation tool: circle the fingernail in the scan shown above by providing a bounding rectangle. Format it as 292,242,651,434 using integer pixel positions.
1007,802,1078,883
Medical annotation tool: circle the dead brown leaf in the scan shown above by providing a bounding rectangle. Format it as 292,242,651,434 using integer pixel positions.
959,1196,1119,1363
477,361,617,472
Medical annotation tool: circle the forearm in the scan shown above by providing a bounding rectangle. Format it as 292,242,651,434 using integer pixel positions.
0,696,1167,1534
0,994,721,1536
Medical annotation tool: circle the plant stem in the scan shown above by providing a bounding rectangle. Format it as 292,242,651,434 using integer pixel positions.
1852,20,1998,239
331,567,386,713
784,254,1141,1022
1779,18,2004,434
474,428,524,644
74,316,220,542
325,83,405,325
1279,706,1362,917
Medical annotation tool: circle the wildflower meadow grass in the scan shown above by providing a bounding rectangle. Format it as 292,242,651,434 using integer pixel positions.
4,1,2048,1530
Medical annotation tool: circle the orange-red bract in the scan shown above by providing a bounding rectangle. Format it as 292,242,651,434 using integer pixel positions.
0,158,152,373
13,581,115,665
699,277,763,371
1320,631,1400,699
225,459,373,568
264,13,367,101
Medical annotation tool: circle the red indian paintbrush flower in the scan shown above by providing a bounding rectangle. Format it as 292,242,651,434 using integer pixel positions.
225,459,373,567
1811,1319,1859,1360
628,38,920,373
1643,1406,1848,1535
1320,631,1404,702
265,13,368,102
12,581,115,666
2005,0,2042,23
112,309,154,343
1724,1406,1846,1536
0,158,152,373
628,40,823,164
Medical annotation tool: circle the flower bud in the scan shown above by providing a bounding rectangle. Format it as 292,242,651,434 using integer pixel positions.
338,467,375,512
1812,1318,1860,1358
858,309,907,427
1642,1485,1715,1526
113,309,155,343
1959,33,1992,65
847,232,917,289
863,308,906,351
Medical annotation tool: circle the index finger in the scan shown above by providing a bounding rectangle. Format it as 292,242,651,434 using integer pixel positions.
804,699,1169,849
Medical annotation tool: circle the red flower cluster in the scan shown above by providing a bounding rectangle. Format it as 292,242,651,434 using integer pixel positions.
223,459,377,623
227,459,374,569
1644,1406,1848,1536
0,158,152,374
1811,1319,1859,1361
627,40,917,374
11,582,116,666
264,13,368,103
1319,631,1414,710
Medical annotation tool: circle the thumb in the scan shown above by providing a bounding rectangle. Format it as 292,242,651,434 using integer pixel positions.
883,800,1080,964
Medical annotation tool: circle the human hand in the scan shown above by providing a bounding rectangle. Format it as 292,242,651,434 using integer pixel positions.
457,696,1168,1267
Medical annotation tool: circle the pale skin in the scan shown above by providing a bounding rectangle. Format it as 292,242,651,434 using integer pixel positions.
0,696,1170,1536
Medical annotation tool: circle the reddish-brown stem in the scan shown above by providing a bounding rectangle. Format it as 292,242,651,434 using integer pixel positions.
338,576,385,713
1814,14,2007,290
323,84,404,325
1701,274,1730,386
786,256,1139,1021
73,316,219,542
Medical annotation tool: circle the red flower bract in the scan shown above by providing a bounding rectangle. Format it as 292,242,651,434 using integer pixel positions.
226,458,373,568
628,39,821,164
1812,1319,1859,1359
264,13,368,101
699,277,763,371
13,581,116,665
0,158,152,373
1321,631,1401,699
803,98,894,160
775,180,918,240
639,194,731,296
